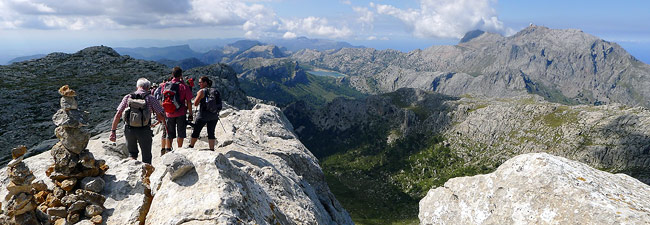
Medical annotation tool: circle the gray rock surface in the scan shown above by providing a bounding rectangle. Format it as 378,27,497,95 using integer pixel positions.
288,89,650,184
80,177,105,193
445,95,650,183
161,152,194,181
2,103,351,225
147,104,352,225
55,126,90,154
52,108,88,128
419,153,650,224
292,26,650,108
60,96,78,110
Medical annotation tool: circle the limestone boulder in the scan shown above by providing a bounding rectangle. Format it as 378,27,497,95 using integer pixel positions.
80,177,105,193
52,109,87,128
419,153,650,224
60,96,78,110
11,146,27,159
50,143,79,176
147,104,352,225
58,85,77,97
161,152,194,181
55,126,90,154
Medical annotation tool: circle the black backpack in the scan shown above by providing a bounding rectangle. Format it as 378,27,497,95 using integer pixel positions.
122,93,151,127
203,88,222,114
162,81,182,113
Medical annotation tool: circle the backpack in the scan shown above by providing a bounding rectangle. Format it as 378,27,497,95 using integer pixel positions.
203,88,222,114
153,85,163,102
122,93,151,127
162,81,182,113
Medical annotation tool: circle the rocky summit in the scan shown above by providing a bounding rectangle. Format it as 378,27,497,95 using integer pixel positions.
0,46,249,165
1,97,352,224
419,153,650,224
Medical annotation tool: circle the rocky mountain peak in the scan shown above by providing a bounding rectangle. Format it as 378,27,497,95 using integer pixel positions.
77,46,121,58
419,153,650,224
458,30,506,47
235,45,287,60
459,30,485,43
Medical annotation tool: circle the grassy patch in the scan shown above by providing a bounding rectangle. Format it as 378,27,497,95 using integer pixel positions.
467,104,487,113
541,106,579,128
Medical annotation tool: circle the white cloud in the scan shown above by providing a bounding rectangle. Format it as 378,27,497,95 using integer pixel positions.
283,31,297,39
373,0,513,39
353,6,374,30
0,0,353,39
341,0,351,5
280,17,352,39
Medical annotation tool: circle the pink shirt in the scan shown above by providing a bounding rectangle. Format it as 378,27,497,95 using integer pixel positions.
160,78,193,118
116,90,165,116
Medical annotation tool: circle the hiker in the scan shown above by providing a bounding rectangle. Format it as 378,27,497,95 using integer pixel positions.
189,76,222,150
109,78,166,164
160,66,193,153
152,79,169,153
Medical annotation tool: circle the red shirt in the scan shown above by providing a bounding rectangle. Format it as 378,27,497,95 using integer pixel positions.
160,78,193,118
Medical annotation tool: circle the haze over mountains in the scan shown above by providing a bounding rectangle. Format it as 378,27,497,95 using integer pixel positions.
2,26,650,224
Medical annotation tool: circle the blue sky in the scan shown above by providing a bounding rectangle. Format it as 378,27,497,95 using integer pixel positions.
0,0,649,64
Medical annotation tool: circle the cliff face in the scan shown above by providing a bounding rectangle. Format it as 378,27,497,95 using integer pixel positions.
291,26,650,107
419,153,650,224
286,88,650,206
446,95,650,183
1,104,352,224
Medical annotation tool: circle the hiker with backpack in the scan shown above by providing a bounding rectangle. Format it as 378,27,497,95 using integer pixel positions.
160,66,193,153
109,78,166,164
152,78,169,152
189,76,222,150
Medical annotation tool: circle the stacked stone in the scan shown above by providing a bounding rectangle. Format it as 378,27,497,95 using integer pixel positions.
40,85,109,224
1,146,44,224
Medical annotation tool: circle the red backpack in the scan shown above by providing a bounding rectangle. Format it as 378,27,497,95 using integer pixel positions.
162,81,182,113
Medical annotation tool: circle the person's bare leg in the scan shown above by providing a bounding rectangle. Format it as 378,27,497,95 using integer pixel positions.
177,138,184,148
166,139,173,149
190,138,198,147
208,139,215,150
161,137,168,149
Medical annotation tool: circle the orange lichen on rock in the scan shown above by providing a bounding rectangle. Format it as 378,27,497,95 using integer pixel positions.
58,85,77,97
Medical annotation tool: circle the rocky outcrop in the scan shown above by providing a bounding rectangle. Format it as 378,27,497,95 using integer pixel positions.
0,146,41,224
446,95,650,184
0,46,167,164
292,26,650,107
419,153,650,224
41,86,109,224
147,104,352,224
234,45,287,61
2,103,352,224
288,89,650,184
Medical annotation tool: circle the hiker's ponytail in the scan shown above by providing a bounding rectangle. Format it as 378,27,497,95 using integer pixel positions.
200,76,212,87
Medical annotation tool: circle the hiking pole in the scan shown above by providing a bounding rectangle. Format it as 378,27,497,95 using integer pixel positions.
218,118,228,134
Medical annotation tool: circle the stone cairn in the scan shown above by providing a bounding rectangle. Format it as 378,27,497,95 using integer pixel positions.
39,85,110,224
0,145,43,224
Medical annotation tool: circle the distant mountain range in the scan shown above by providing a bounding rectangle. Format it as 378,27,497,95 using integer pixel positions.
6,37,363,67
7,54,46,64
292,26,650,108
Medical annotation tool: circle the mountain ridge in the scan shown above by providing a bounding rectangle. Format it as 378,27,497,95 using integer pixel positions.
291,25,650,107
